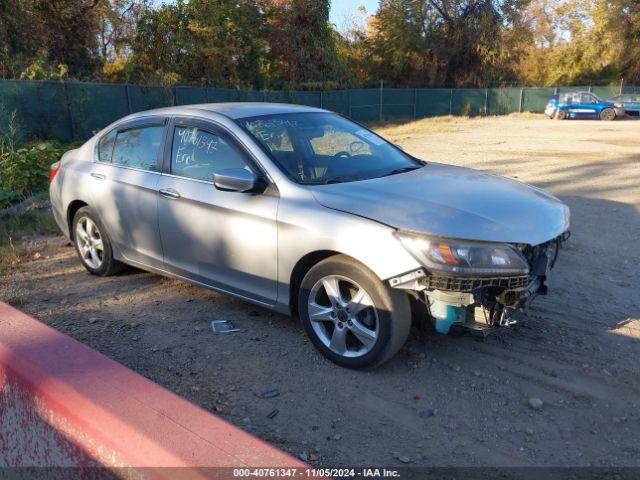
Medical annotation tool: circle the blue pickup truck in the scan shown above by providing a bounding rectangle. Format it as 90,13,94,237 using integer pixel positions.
545,92,625,120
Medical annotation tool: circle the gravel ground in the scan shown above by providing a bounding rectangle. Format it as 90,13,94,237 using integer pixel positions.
1,114,639,468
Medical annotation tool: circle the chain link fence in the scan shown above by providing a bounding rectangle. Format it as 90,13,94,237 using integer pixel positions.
1,79,637,142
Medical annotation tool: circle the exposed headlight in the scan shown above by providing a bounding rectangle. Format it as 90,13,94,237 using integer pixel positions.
614,102,623,108
395,232,529,276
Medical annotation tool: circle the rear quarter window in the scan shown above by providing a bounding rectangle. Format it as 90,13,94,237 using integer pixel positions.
111,126,164,171
97,130,117,163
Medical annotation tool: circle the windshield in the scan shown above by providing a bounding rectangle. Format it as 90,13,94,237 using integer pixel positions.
238,112,422,184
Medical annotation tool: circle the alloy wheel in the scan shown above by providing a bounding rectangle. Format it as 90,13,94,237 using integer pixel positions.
308,275,379,358
601,109,616,121
75,216,104,269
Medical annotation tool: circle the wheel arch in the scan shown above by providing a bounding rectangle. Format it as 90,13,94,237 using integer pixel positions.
289,250,353,314
67,200,89,242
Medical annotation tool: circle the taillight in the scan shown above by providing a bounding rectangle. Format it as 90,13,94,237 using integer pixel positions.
49,161,61,182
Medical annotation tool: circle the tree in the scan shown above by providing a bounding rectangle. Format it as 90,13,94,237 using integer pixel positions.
357,0,527,87
97,0,151,61
0,0,102,79
261,0,341,89
126,0,266,88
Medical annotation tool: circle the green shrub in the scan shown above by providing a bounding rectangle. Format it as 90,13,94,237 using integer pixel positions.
0,142,67,209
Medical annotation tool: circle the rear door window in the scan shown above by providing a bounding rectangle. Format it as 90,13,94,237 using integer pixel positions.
112,126,164,171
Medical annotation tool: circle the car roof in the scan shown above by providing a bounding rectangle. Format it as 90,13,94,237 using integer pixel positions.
127,102,327,121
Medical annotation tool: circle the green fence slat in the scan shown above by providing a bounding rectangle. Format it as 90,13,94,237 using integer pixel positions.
128,85,174,112
591,86,620,99
381,88,414,120
321,90,349,116
67,82,129,139
175,86,208,105
235,90,263,102
415,89,452,117
382,104,414,119
382,88,413,105
349,88,379,107
558,85,590,93
451,88,486,116
264,91,290,103
2,79,638,142
350,105,379,122
206,88,240,102
348,89,380,121
0,80,73,141
290,91,322,108
488,88,521,115
0,80,25,138
522,88,556,113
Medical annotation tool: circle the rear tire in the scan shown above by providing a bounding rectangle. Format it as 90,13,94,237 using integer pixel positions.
72,206,126,276
298,255,411,369
600,108,616,121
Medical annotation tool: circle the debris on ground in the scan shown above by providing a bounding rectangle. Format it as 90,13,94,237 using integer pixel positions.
259,389,280,399
210,320,240,335
528,397,544,411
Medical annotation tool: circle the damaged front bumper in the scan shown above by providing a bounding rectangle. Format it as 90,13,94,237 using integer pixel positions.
389,233,569,335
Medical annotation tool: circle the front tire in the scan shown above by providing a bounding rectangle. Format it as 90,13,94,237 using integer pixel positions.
298,255,411,369
72,206,125,276
555,109,568,120
600,108,616,121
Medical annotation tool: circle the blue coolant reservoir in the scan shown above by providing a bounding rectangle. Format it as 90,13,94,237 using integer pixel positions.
429,299,468,334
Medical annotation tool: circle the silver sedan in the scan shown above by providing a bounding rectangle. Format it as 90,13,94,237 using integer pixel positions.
49,103,570,368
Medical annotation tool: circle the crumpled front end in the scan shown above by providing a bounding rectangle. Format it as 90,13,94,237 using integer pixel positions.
389,232,570,335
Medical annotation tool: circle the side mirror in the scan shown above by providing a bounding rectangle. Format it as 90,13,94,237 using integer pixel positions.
213,168,259,193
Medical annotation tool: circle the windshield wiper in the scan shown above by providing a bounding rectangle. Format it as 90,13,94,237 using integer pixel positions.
306,166,422,185
324,174,360,184
381,165,423,177
302,175,356,185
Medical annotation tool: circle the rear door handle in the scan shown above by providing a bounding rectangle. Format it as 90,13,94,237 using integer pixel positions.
91,173,106,180
159,188,181,199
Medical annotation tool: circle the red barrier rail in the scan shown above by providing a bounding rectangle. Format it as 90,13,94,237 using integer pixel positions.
0,302,306,478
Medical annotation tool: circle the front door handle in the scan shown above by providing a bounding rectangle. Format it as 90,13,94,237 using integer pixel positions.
91,173,106,180
159,188,181,199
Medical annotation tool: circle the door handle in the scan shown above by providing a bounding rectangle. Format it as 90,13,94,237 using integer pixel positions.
159,188,181,199
91,173,106,180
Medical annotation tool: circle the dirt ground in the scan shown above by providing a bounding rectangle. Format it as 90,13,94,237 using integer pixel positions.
1,114,639,468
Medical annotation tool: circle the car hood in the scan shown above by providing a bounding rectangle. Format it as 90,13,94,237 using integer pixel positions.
308,163,570,245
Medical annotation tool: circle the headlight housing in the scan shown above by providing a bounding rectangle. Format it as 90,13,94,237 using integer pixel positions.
395,231,529,276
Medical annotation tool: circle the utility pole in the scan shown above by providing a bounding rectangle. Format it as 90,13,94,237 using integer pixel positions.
379,80,383,121
518,88,524,113
484,88,489,116
620,78,624,94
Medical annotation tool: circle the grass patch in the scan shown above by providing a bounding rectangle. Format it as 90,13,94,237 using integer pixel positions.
0,197,59,275
371,113,548,144
372,115,473,144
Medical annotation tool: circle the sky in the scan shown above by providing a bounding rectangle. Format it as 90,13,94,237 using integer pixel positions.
329,0,379,31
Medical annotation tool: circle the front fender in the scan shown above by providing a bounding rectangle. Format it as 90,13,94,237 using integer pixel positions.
275,196,420,312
